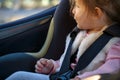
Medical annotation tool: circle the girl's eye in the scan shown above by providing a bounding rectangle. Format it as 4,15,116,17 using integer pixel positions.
76,5,80,8
75,4,80,8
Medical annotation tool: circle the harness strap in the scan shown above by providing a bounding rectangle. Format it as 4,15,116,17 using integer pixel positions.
71,33,113,78
59,27,80,75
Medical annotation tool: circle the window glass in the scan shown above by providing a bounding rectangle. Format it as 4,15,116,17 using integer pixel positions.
0,0,60,24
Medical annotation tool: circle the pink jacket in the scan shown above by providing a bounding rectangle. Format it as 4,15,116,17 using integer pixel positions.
76,40,120,79
49,31,120,79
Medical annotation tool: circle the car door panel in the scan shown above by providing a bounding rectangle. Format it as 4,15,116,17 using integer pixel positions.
0,6,56,56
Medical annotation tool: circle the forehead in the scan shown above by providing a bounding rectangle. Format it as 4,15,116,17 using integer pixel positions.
75,0,79,3
75,0,83,5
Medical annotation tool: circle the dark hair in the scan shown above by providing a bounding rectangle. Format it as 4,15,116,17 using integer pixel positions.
70,0,120,23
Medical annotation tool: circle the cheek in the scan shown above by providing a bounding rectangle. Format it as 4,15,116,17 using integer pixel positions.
74,11,94,29
75,14,83,24
77,17,94,29
75,10,87,22
76,15,86,25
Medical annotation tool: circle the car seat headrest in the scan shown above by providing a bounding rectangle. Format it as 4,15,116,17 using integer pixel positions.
104,23,120,37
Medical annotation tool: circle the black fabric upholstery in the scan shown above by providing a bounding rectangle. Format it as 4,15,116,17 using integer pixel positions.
44,0,76,60
104,23,120,37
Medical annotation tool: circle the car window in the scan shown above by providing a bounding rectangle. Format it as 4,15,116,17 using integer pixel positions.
0,0,60,24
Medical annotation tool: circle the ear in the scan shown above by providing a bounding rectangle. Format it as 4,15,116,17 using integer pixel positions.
94,7,104,18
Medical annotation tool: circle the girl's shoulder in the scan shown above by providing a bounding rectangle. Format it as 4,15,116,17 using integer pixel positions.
106,39,120,60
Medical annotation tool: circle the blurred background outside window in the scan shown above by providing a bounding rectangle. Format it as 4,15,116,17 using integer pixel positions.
0,0,60,24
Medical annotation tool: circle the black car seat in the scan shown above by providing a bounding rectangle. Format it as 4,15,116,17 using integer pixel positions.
0,0,76,79
27,0,76,60
44,0,76,60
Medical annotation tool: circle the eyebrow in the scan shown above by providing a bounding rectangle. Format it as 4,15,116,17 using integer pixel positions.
75,0,80,5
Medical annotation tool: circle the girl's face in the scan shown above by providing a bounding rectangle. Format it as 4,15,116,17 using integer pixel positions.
72,0,109,33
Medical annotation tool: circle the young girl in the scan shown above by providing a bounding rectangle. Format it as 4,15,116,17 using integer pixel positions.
6,0,120,80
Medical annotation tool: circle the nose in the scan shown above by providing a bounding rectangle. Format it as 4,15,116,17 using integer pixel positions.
72,8,75,15
72,7,76,17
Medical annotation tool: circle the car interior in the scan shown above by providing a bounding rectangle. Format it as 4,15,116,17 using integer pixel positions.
0,0,76,79
0,0,120,80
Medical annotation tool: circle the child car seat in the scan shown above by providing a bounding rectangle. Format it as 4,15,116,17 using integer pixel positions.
27,0,76,60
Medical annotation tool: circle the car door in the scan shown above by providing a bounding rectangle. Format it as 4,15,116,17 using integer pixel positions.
0,6,56,56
